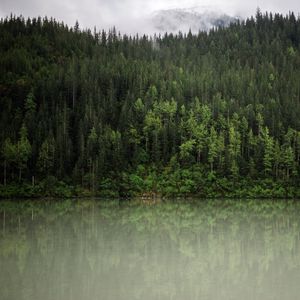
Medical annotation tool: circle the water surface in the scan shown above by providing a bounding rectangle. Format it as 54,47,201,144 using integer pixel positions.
0,199,300,300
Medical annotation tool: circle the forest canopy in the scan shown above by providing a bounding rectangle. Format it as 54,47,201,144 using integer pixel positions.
1,11,300,198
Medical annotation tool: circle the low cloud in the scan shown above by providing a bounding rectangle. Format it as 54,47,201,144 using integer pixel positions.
1,0,300,34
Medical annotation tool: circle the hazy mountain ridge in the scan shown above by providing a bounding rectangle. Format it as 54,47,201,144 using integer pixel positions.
150,8,240,33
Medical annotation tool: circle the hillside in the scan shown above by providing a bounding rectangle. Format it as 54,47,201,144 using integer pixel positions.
0,12,300,198
151,8,238,33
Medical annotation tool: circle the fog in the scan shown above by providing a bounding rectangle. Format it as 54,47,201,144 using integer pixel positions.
1,0,300,33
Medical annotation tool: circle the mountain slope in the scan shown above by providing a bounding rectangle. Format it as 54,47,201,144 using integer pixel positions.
0,14,300,198
151,8,239,33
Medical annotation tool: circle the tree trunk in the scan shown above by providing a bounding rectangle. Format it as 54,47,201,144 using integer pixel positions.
90,162,92,191
197,150,201,163
72,82,76,109
275,165,278,180
92,162,95,193
4,160,6,186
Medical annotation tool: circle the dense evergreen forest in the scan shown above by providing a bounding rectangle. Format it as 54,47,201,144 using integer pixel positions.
1,11,300,198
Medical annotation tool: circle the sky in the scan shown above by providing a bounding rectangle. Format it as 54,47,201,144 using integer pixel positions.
1,0,300,33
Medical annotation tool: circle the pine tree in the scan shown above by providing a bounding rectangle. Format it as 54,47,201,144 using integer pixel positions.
261,127,274,176
208,127,218,172
16,124,32,181
37,136,55,176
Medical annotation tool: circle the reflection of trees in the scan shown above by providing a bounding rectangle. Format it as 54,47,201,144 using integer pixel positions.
0,199,300,299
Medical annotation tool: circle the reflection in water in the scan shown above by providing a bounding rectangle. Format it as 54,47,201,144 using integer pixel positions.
0,199,300,300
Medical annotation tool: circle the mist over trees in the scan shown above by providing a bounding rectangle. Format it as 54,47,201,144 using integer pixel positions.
1,11,300,197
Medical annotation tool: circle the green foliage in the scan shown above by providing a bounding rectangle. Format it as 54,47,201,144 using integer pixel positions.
179,139,195,160
16,124,31,178
0,14,300,197
37,136,55,175
98,178,119,198
3,139,16,165
208,127,218,171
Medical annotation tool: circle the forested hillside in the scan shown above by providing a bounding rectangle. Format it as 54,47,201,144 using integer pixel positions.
1,11,300,198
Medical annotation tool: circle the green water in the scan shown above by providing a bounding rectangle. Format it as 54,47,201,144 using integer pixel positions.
0,199,300,300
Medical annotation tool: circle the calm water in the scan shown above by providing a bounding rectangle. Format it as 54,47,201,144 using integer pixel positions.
0,199,300,300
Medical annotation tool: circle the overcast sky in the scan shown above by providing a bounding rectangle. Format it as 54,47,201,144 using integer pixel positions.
1,0,300,33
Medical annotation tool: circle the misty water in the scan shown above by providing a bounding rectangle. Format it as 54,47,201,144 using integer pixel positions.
0,199,300,300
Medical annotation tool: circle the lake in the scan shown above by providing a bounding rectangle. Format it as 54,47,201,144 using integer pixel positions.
0,199,300,300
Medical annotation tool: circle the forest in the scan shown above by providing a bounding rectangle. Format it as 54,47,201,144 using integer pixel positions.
0,11,300,198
